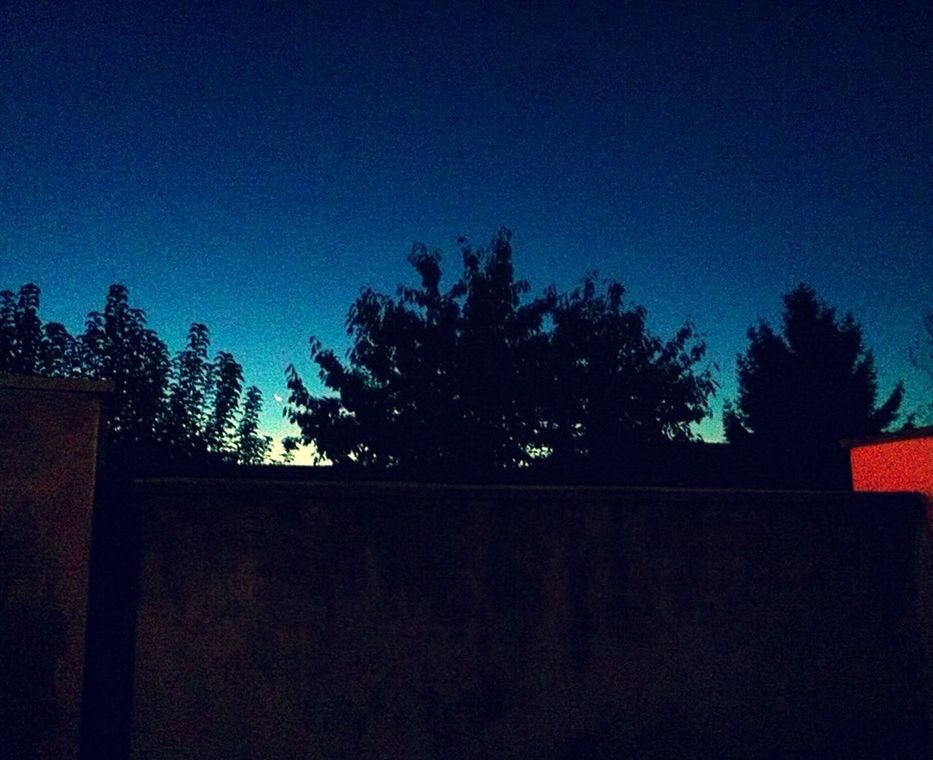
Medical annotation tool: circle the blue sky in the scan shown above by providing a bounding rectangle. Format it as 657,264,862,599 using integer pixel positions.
2,1,930,453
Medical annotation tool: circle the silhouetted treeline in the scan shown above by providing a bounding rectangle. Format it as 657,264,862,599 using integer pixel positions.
285,229,907,487
4,231,912,486
284,229,716,480
0,283,271,469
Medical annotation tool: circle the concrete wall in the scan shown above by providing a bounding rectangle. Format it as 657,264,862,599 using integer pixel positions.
0,376,110,758
130,479,933,759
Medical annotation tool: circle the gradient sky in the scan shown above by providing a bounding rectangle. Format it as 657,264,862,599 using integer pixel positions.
2,1,930,456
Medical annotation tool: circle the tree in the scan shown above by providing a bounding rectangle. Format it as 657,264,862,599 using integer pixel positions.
205,351,244,458
285,230,552,475
80,284,171,464
543,276,715,472
724,284,903,485
2,280,265,469
12,284,43,376
164,323,212,461
0,289,14,372
38,321,80,377
236,385,271,464
0,284,80,377
0,284,43,375
285,229,716,480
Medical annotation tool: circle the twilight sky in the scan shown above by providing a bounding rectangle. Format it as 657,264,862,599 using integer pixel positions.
2,1,930,452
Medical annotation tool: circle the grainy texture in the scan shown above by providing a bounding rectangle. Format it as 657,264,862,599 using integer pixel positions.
130,480,932,759
0,376,108,759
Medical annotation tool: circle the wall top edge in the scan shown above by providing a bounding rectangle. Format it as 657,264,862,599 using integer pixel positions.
0,374,114,395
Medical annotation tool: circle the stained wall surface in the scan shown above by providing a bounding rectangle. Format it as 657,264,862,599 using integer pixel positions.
130,479,933,759
0,376,109,759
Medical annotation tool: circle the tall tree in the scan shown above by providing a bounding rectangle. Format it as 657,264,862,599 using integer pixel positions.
80,284,171,464
236,385,271,464
0,284,45,376
205,351,244,458
0,284,80,378
13,284,43,376
164,323,212,461
724,283,903,485
2,280,264,469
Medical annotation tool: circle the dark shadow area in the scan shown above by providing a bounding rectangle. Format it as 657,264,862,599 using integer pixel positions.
79,448,140,760
132,438,850,490
0,506,67,757
124,479,930,758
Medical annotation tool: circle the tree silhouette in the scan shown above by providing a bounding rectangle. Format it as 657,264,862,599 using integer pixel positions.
0,284,44,375
80,284,171,465
236,385,272,464
39,321,80,377
544,276,715,473
285,229,715,479
2,281,268,468
0,284,80,377
164,323,212,461
205,351,244,458
724,283,903,486
163,326,256,464
285,230,551,475
0,289,13,372
12,284,42,375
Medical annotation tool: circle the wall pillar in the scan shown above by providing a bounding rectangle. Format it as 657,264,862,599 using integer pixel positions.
0,375,110,759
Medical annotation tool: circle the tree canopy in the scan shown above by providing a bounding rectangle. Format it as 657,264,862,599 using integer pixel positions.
0,282,270,468
724,283,903,484
284,229,716,479
544,276,714,471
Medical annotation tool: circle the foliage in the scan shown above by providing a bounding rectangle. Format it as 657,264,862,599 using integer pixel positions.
236,385,272,464
1,285,81,377
724,283,903,484
285,231,548,473
205,351,244,457
0,284,49,376
163,323,212,461
544,276,715,468
285,229,715,478
80,284,171,462
39,321,80,377
0,282,268,468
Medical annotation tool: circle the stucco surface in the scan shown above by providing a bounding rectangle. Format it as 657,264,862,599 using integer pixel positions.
0,377,107,759
130,480,933,759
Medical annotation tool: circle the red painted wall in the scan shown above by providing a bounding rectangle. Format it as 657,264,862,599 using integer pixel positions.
850,436,933,502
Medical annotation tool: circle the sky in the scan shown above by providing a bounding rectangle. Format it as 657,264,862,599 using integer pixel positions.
1,1,930,456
